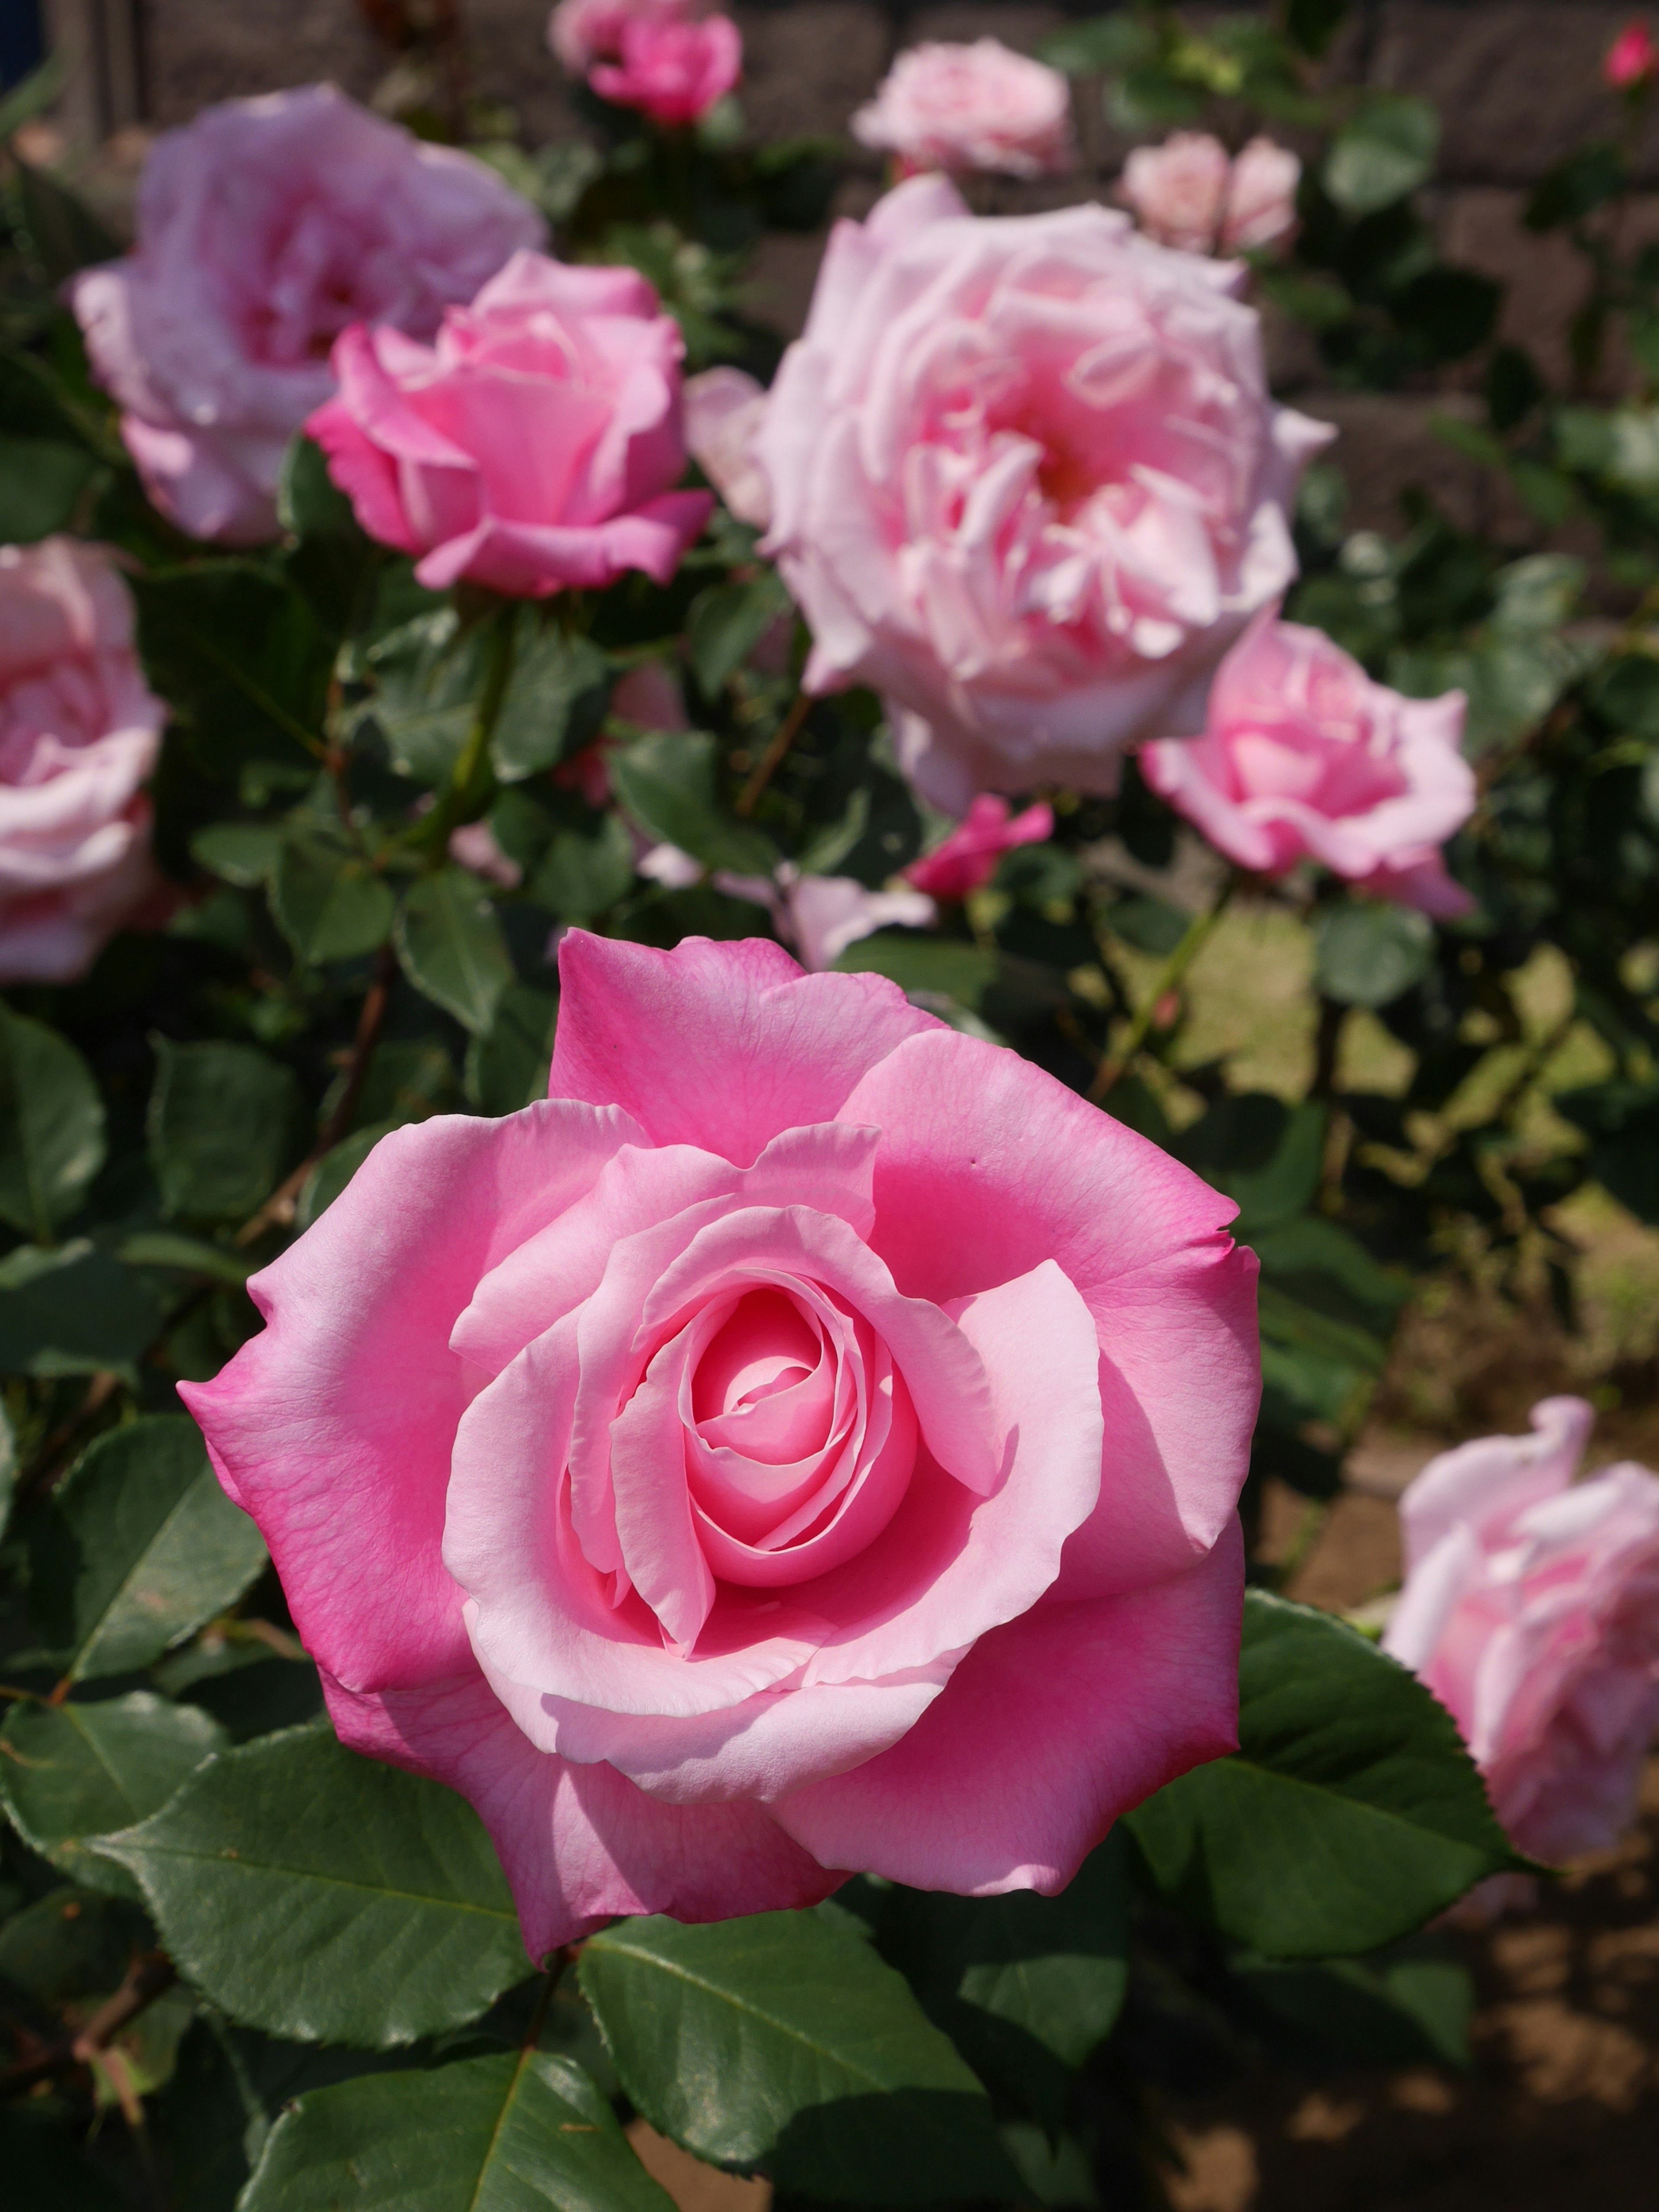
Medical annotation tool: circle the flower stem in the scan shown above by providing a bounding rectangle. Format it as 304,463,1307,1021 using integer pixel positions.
736,690,810,818
1090,871,1237,1103
413,601,519,857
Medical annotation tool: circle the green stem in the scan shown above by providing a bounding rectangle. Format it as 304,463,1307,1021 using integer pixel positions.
412,603,518,859
1090,871,1237,1103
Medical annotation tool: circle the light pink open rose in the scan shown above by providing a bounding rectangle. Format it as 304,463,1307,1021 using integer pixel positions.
851,40,1076,180
1139,609,1475,916
1384,1399,1659,1862
183,931,1257,1951
0,538,166,983
68,85,543,545
307,251,712,598
1118,132,1300,257
755,175,1332,814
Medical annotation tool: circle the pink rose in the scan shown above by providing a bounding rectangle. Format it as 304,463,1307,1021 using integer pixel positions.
68,85,543,546
590,15,742,126
548,0,691,74
1606,19,1659,89
1119,132,1300,257
183,931,1256,1949
0,538,166,983
851,40,1076,181
306,251,712,598
756,175,1331,813
1139,610,1475,916
714,864,938,969
684,367,773,529
1383,1399,1659,1862
905,795,1054,901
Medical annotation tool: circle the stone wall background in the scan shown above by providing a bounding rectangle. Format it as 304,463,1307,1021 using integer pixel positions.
43,1,1659,528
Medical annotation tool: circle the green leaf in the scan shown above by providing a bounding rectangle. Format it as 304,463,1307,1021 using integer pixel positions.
467,983,556,1115
273,835,396,966
0,1005,106,1237
242,2047,676,2212
1525,142,1624,231
0,1693,227,1897
29,1415,268,1684
833,934,995,1008
115,1232,254,1287
16,157,119,281
190,822,282,888
530,815,637,924
609,731,777,875
868,1838,1129,2132
0,434,98,541
1324,95,1439,214
1233,1952,1473,2069
278,436,379,633
368,611,487,785
133,564,331,770
94,1724,530,2046
1224,1103,1326,1236
580,1910,1019,2204
1313,902,1436,1007
0,1242,160,1380
1555,1079,1659,1222
148,1037,302,1222
686,572,792,698
296,1122,395,1231
1125,1590,1530,1958
490,617,610,781
0,1883,139,2006
0,2108,125,2212
1285,0,1348,58
395,869,515,1033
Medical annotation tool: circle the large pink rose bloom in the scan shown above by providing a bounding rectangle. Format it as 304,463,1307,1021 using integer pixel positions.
306,251,712,598
0,539,166,983
852,40,1076,180
1140,610,1475,916
183,932,1257,1951
1118,133,1300,257
755,176,1332,814
1384,1399,1659,1862
590,15,742,125
68,86,543,546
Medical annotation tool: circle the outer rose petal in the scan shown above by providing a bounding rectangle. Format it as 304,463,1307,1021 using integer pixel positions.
839,1028,1258,1589
1395,1396,1593,1572
772,1520,1244,1893
181,1102,642,1691
550,929,940,1164
320,1667,840,1956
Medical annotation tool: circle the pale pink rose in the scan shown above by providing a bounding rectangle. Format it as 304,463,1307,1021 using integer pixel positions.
0,539,166,983
1119,132,1300,258
307,251,712,598
758,175,1332,813
611,661,690,732
1383,1399,1659,1862
852,40,1075,181
715,862,938,969
67,85,543,546
590,15,742,125
637,841,705,888
183,930,1256,1949
684,367,773,529
448,821,523,889
1606,20,1659,89
548,0,691,74
1220,137,1301,254
1139,610,1474,916
905,795,1054,901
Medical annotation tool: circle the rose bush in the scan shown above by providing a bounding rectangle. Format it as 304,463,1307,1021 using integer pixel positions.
1138,608,1475,915
755,175,1332,812
68,85,542,544
851,40,1076,180
307,249,712,595
1384,1399,1659,1861
0,538,165,982
185,931,1256,1950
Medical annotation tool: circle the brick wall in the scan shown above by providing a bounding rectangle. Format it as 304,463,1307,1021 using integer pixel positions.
80,2,1659,525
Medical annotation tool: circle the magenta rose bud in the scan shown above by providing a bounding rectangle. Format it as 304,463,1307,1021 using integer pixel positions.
305,251,713,598
183,932,1257,1952
754,176,1333,813
1139,609,1475,916
589,14,742,126
548,0,693,75
851,40,1077,180
1605,19,1659,88
1384,1399,1659,1862
67,86,543,546
905,795,1055,902
0,538,167,983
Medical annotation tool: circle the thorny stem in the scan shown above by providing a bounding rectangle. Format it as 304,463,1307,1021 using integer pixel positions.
1089,872,1237,1103
736,691,810,818
0,1953,177,2100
